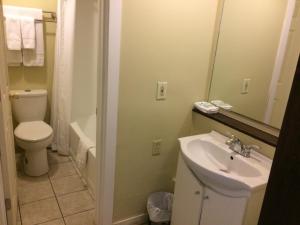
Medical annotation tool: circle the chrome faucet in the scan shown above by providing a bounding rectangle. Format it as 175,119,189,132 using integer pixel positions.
225,135,260,158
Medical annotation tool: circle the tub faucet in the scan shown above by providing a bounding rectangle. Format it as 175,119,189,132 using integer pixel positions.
225,135,260,158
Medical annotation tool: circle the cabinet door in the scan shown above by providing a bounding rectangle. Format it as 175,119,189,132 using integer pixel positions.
200,188,247,225
171,155,204,225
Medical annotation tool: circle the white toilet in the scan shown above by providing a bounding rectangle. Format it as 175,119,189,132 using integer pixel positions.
10,89,53,176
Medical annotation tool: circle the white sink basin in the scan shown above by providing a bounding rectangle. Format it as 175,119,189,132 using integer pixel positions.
180,131,272,197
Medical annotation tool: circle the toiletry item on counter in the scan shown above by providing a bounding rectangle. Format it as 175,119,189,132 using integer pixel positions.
211,100,233,111
194,101,219,114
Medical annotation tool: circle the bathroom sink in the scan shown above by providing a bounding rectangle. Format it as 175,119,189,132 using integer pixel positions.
180,131,272,197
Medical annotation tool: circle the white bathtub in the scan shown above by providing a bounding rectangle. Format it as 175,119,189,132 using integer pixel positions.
70,114,97,196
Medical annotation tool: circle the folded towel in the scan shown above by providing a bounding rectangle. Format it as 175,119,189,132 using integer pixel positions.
76,136,95,169
20,16,35,49
3,5,44,67
22,20,44,67
4,15,21,50
3,5,42,20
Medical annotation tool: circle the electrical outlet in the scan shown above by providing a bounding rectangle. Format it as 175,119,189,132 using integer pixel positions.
156,81,168,100
241,78,251,94
152,139,162,156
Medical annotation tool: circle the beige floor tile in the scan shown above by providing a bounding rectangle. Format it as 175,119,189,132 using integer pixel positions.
18,179,54,205
39,218,65,225
64,210,95,225
57,190,94,216
51,175,86,196
49,162,77,180
20,197,62,225
17,221,21,225
48,151,70,164
18,174,49,186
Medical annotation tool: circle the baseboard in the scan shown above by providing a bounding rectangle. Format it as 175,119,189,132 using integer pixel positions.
113,214,148,225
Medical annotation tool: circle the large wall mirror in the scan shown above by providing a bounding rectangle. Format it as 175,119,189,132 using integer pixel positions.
208,0,300,131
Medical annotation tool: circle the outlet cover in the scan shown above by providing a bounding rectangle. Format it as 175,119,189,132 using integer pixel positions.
152,139,162,156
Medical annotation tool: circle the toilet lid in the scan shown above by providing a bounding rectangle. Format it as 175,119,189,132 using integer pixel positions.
15,121,53,142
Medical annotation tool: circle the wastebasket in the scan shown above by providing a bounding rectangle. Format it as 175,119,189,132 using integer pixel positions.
147,192,174,225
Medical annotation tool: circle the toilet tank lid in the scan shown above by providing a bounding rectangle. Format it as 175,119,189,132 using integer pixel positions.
10,89,47,97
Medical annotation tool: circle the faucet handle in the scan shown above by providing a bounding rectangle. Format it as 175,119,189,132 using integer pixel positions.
226,135,239,145
242,145,260,158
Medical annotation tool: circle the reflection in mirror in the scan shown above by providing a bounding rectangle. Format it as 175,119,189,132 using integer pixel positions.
208,0,300,129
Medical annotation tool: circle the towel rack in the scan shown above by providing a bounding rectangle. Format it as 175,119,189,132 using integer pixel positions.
35,10,57,23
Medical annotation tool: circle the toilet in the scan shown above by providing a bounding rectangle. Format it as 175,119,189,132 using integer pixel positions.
10,89,53,176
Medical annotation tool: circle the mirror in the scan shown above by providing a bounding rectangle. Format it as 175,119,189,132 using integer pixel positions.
208,0,300,129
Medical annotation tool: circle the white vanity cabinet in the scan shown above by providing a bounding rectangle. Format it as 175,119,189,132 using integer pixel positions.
171,156,204,225
200,188,247,225
172,155,248,225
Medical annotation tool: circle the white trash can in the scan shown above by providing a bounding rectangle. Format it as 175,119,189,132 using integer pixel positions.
147,192,174,225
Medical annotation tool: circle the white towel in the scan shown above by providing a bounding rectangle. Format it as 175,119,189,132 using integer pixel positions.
20,16,36,49
3,5,44,67
4,15,21,50
76,136,95,169
23,21,44,67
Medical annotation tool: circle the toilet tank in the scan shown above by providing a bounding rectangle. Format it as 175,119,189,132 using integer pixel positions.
10,89,48,123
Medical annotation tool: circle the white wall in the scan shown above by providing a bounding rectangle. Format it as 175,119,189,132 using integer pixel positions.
71,0,99,121
114,0,219,221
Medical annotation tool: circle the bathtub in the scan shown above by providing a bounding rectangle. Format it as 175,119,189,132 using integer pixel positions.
69,114,97,196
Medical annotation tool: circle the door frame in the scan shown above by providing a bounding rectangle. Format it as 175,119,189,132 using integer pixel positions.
264,0,296,123
0,159,7,225
96,0,122,224
0,1,18,225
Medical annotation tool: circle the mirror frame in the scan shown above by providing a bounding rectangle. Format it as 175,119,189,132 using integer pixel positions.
193,108,278,146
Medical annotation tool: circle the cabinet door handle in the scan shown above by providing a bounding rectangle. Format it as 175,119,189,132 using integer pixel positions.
195,191,201,195
203,195,209,200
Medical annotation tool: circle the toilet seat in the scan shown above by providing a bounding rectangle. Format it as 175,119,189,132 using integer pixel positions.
14,121,53,143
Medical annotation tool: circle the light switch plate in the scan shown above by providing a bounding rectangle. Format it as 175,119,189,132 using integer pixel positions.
156,81,168,100
241,78,251,94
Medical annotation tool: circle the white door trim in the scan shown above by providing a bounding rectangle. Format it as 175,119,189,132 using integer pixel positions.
96,0,122,224
264,0,296,124
0,160,8,225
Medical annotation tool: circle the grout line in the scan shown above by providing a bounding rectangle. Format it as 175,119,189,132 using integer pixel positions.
19,197,62,225
54,187,88,198
63,208,96,220
19,195,55,206
18,202,23,225
48,171,67,225
48,152,94,224
50,153,95,220
68,154,95,201
32,217,64,225
49,172,78,182
35,218,64,225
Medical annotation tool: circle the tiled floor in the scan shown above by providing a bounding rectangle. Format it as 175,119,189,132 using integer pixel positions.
17,151,95,225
